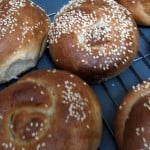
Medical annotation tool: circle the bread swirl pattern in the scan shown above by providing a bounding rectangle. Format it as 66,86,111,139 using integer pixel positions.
0,0,50,83
115,79,150,149
0,69,102,150
49,0,139,83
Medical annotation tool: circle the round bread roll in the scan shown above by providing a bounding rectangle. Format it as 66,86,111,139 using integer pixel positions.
0,0,50,84
115,79,150,150
0,69,102,150
117,0,150,26
49,0,139,83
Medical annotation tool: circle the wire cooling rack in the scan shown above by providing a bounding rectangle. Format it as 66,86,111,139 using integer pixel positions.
1,0,149,149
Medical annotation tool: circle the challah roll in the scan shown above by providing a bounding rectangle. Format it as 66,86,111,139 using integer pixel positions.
0,69,102,150
49,0,139,83
0,0,50,83
115,79,150,150
117,0,150,26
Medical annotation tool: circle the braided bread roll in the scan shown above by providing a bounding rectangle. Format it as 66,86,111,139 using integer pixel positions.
0,0,50,83
49,0,139,83
0,69,102,150
117,0,150,26
115,80,150,149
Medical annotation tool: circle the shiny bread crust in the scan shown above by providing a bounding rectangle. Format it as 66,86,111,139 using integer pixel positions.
0,69,102,150
0,0,50,83
49,0,139,83
117,0,150,26
115,79,150,149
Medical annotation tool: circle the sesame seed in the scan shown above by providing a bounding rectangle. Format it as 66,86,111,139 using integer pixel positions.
0,115,3,120
30,97,34,101
45,104,49,108
35,122,39,127
36,144,41,150
70,74,74,78
132,80,150,98
41,142,46,147
30,122,33,127
141,127,145,132
86,124,90,129
40,91,44,95
52,69,57,73
1,0,49,51
119,105,122,110
47,134,52,138
131,0,135,4
57,84,61,87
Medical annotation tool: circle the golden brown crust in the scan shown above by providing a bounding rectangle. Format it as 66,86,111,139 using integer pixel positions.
0,69,102,150
117,0,150,26
115,80,150,149
0,0,50,83
49,0,139,83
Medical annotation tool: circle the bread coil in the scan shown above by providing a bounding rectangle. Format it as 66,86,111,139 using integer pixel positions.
115,79,150,149
0,69,102,150
0,0,50,83
117,0,150,26
49,0,139,83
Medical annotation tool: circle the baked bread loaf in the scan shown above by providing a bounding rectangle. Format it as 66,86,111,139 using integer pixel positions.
115,79,150,150
0,0,50,84
0,69,102,150
49,0,139,83
117,0,150,26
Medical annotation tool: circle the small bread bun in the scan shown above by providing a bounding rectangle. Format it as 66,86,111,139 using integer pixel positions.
117,0,150,26
49,0,139,83
0,69,102,150
0,0,50,83
115,79,150,150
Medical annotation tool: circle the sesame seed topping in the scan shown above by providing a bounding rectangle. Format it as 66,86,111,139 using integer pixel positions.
135,125,150,149
62,80,88,123
0,0,49,49
143,99,150,111
132,79,150,97
49,0,137,71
